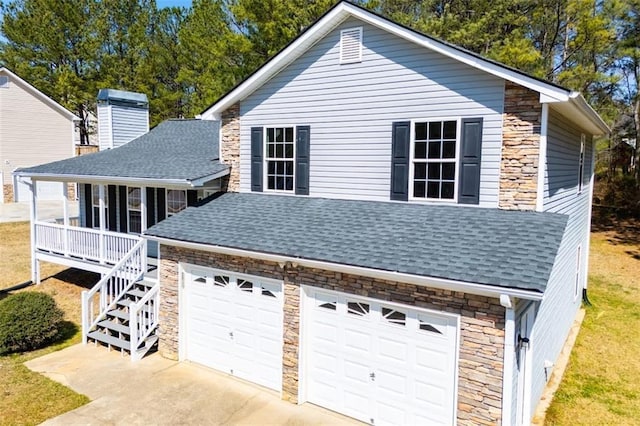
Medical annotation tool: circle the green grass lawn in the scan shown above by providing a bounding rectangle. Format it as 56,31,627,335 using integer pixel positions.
0,222,90,425
545,224,640,424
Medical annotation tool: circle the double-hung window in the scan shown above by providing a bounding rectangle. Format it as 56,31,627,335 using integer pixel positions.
127,187,142,234
411,120,458,200
92,184,108,229
166,189,187,217
265,126,295,192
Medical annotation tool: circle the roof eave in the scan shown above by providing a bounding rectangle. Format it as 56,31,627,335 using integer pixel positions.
145,234,545,301
13,171,194,188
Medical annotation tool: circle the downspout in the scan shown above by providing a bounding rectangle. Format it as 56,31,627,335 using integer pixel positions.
536,104,549,212
500,294,516,426
583,136,597,306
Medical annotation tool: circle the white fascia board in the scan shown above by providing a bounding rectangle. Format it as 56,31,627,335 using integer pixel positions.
12,172,193,188
569,92,611,135
0,67,80,121
146,236,545,301
189,169,230,187
200,2,573,119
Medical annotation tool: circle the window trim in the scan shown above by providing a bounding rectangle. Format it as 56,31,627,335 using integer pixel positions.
408,118,462,203
127,186,142,234
166,189,187,217
578,134,586,194
91,184,108,230
263,125,296,193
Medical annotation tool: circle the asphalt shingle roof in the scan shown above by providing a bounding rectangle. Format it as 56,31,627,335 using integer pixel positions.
146,193,569,292
18,120,228,182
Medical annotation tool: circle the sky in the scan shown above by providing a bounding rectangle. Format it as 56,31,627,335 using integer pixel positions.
157,0,193,8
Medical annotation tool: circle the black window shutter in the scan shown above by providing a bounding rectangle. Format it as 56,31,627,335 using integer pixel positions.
251,127,263,192
83,184,93,228
157,189,166,221
118,186,128,233
296,125,310,195
390,121,411,201
146,187,156,227
458,118,483,205
108,185,117,231
187,190,197,206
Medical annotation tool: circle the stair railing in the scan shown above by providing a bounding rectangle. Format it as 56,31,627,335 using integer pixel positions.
81,238,147,344
129,283,160,361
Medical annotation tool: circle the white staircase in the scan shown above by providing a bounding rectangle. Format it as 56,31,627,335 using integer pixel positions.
81,239,160,361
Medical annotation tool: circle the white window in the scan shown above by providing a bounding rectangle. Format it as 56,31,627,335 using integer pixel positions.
411,120,459,200
92,185,108,229
166,189,187,217
127,187,142,233
265,126,295,192
574,245,582,300
0,76,9,88
578,134,586,194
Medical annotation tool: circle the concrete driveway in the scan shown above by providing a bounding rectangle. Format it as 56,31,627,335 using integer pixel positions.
0,200,78,223
26,344,360,425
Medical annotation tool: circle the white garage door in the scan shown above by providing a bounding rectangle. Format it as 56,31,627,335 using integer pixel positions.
15,178,64,202
183,266,283,391
304,289,459,426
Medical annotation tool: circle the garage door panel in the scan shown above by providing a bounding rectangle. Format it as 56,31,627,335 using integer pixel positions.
305,289,458,426
184,268,283,392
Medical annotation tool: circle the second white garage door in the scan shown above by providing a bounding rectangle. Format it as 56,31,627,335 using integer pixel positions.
303,288,459,426
183,266,283,391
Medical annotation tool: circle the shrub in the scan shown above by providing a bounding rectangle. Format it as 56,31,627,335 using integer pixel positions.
0,291,64,355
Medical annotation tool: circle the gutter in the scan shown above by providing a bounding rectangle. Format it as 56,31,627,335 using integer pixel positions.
569,92,611,135
13,170,230,189
145,235,545,301
500,295,516,425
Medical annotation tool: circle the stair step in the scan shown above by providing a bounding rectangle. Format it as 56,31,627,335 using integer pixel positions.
137,280,155,289
98,319,130,335
134,334,159,352
88,330,131,351
126,288,147,299
117,298,135,308
107,309,129,321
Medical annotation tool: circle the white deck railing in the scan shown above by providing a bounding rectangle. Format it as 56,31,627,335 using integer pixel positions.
130,283,160,361
35,221,140,265
81,239,147,344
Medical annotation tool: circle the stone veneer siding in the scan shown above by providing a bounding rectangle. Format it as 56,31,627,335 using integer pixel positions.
159,245,506,425
3,184,12,203
220,104,241,192
499,81,542,210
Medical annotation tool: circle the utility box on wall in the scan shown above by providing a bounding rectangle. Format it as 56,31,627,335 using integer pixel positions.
97,89,149,151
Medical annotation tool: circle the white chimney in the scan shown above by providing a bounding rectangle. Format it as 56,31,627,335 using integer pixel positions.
97,89,149,151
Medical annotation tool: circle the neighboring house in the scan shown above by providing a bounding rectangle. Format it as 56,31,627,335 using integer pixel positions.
0,67,80,203
16,2,609,425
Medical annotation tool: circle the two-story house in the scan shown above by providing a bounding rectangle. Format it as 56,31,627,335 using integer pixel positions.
17,2,609,425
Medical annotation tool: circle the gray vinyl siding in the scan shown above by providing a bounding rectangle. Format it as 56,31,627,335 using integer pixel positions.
239,18,504,206
97,105,112,150
110,106,148,149
530,107,594,411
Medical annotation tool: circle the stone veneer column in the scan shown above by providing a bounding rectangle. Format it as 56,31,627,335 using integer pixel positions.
158,246,506,424
3,185,13,203
220,103,241,192
499,82,542,210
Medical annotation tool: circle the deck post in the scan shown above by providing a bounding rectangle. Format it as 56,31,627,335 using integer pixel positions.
29,179,40,284
62,183,69,256
98,184,106,263
141,186,147,233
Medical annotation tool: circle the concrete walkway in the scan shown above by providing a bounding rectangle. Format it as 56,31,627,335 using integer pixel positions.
26,344,360,426
0,200,78,223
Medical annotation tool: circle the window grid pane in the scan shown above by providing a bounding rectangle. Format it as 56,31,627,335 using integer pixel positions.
413,120,457,200
167,189,187,216
266,126,295,191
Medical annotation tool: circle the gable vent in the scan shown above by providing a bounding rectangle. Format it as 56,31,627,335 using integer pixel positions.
0,76,9,88
340,27,363,64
